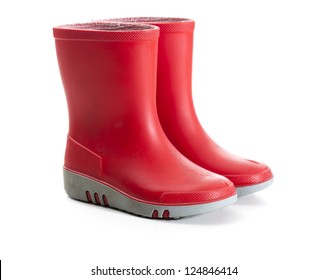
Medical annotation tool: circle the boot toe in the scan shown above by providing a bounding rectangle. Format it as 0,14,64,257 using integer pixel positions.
227,161,273,187
159,180,236,205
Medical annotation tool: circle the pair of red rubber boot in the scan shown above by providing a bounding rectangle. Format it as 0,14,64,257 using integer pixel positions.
53,18,273,219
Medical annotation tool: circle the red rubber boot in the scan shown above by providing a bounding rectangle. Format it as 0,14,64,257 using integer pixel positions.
53,22,236,218
103,18,273,196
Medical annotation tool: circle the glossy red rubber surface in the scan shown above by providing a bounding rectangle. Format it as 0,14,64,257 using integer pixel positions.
103,18,273,188
54,22,235,206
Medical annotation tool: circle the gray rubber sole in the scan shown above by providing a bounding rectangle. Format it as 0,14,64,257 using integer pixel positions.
236,178,273,196
63,169,237,219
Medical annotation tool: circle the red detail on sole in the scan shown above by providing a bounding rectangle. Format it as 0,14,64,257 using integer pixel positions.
152,210,158,218
86,191,92,203
102,195,109,207
163,210,170,219
94,193,101,205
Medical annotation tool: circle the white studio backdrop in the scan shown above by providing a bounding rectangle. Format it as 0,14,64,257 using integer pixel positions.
0,0,326,279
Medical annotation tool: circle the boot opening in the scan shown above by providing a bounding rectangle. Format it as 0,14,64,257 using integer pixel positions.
108,17,193,23
60,22,156,31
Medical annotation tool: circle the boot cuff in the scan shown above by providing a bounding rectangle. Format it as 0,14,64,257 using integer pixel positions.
103,17,195,33
53,22,159,41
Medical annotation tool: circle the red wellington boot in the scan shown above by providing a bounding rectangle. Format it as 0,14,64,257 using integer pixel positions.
53,22,236,218
103,18,273,196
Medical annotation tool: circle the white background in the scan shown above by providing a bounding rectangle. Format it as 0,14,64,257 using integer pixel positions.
1,0,326,279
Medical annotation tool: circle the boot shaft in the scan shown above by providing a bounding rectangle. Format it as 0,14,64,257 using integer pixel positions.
54,23,160,149
102,18,198,146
